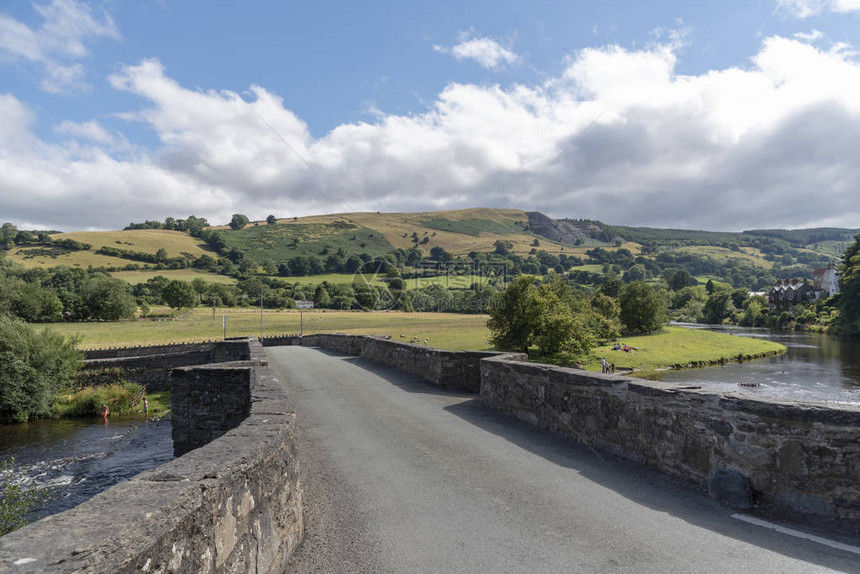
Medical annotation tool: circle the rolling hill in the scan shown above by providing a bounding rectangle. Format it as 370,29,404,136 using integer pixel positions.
1,208,852,287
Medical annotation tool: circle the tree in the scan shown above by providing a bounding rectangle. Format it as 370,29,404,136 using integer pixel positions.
0,315,82,423
702,292,735,324
494,240,513,256
429,246,452,262
487,275,539,352
229,214,249,230
266,214,277,225
288,256,310,276
531,278,595,355
162,280,199,309
81,277,137,321
619,281,667,334
839,234,860,336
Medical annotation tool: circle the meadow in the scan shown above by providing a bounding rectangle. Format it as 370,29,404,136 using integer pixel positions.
35,310,786,376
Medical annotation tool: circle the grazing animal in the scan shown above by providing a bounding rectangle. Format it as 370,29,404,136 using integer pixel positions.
424,338,429,345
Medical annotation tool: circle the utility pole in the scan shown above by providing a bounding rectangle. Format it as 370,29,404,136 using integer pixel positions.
260,286,264,340
223,314,226,340
300,309,303,337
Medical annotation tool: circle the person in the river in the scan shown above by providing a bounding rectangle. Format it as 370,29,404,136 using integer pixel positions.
101,404,109,418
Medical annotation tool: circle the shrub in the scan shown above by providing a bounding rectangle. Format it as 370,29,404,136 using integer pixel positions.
1,458,43,536
0,315,82,423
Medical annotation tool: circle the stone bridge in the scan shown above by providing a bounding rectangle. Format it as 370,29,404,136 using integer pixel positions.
1,334,859,572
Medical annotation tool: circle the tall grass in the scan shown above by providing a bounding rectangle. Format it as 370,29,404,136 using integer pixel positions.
55,382,146,418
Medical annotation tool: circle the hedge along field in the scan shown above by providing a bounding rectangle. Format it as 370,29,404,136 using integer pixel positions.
34,310,495,351
110,269,238,285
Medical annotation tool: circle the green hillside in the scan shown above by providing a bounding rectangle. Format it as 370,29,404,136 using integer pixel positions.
1,208,850,292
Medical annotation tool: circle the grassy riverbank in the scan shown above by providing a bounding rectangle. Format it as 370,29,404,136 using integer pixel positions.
54,384,170,418
539,326,786,376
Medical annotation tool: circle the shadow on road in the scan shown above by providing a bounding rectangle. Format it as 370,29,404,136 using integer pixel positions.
307,347,860,569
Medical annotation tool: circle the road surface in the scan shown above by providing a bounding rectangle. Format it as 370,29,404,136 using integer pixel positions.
267,346,859,573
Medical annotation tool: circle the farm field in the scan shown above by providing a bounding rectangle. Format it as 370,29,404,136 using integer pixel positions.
6,245,146,269
673,245,773,268
36,310,494,351
54,229,212,257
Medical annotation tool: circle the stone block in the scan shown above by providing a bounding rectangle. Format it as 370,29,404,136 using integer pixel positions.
708,467,753,509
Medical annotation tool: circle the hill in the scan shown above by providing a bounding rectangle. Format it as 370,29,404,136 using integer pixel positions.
1,208,851,290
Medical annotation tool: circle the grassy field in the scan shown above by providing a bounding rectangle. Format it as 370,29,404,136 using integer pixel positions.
673,245,773,269
53,229,212,257
6,245,148,269
580,326,785,374
35,311,786,379
110,269,237,285
7,229,213,270
36,310,494,350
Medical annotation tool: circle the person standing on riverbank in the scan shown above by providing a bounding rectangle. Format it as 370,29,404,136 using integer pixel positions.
143,397,149,418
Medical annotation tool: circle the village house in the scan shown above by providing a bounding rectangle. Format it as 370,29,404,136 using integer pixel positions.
768,278,816,312
812,263,840,298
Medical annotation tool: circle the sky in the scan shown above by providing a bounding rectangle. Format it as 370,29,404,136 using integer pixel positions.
1,0,859,232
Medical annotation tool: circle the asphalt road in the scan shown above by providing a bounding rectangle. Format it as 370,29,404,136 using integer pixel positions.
267,346,860,573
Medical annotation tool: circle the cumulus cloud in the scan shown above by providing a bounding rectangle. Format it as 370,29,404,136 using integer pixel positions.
777,0,860,18
434,35,520,69
0,0,119,93
2,34,860,231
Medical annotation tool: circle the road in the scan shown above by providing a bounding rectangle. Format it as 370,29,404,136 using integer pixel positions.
267,346,860,573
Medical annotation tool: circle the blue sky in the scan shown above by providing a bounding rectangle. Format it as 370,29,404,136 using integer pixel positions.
1,0,859,231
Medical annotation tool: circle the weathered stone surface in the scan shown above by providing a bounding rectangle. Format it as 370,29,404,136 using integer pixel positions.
80,340,254,392
480,354,860,524
0,338,302,574
708,467,753,509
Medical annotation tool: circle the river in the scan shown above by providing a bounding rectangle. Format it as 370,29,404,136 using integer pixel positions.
0,415,173,523
654,324,860,404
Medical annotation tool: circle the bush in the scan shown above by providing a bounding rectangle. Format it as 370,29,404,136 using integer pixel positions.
0,315,82,423
1,458,43,536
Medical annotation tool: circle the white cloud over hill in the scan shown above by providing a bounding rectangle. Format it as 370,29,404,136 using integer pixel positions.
1,34,860,231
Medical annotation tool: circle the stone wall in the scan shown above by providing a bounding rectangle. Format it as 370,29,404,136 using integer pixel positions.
480,355,860,525
0,339,302,573
80,340,252,392
266,333,525,393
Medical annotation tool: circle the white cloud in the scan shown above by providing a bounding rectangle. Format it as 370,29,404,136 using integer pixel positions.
777,0,860,17
3,34,860,231
434,35,520,69
54,119,114,144
0,0,119,93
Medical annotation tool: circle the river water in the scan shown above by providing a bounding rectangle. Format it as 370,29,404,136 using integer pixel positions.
654,324,860,404
0,415,173,522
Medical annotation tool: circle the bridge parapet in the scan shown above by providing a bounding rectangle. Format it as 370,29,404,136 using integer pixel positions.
0,338,302,574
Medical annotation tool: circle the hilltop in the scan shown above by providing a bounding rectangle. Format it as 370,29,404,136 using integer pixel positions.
1,208,854,290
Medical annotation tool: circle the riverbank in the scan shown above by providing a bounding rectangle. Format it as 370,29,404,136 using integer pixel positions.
534,326,787,376
53,386,170,419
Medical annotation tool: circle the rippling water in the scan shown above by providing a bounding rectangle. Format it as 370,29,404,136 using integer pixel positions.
0,415,173,522
654,324,860,404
